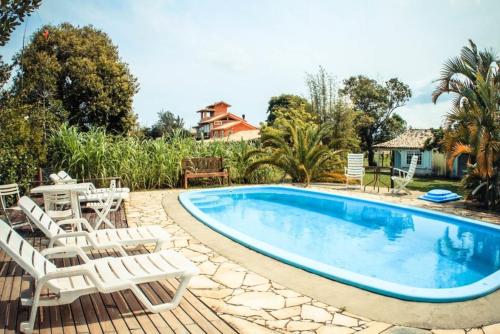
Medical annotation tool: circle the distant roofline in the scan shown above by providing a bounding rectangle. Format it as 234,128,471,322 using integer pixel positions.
207,101,231,108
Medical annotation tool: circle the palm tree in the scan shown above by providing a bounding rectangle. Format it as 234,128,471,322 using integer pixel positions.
246,119,340,187
434,40,500,209
432,39,499,106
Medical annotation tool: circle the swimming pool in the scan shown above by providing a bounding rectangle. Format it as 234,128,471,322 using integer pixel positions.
179,186,500,302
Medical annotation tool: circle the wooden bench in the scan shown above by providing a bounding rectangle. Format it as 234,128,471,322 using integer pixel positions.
182,157,231,189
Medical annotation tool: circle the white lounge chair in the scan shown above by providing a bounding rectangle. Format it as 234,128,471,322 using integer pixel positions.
19,196,170,255
391,155,419,194
344,153,365,189
0,219,198,334
50,170,130,203
49,171,77,184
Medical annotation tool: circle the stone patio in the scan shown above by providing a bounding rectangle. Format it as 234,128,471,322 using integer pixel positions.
125,187,500,334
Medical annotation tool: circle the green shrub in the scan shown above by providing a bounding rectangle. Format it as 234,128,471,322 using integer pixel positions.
48,126,281,190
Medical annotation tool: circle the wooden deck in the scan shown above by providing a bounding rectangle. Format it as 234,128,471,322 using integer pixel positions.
0,207,238,334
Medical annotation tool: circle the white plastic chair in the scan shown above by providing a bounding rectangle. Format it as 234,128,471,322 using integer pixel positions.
344,153,365,189
86,180,122,229
0,219,198,334
391,155,419,194
0,183,32,230
19,196,170,255
43,192,74,222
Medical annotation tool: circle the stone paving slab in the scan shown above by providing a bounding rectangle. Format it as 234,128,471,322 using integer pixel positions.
125,188,499,334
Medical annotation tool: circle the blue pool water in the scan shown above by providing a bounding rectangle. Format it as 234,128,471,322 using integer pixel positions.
179,186,500,302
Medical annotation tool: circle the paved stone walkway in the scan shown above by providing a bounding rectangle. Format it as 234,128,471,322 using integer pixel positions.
125,189,500,334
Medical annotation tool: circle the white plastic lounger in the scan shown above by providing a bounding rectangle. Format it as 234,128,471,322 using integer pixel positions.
50,170,130,202
49,171,77,184
19,196,170,255
0,219,198,333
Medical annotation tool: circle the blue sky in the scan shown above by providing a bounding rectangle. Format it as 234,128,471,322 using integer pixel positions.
2,0,499,129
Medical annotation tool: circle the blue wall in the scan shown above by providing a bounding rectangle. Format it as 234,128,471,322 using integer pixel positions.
393,150,432,176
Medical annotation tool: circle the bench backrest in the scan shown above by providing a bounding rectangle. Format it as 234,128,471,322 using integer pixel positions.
182,157,224,173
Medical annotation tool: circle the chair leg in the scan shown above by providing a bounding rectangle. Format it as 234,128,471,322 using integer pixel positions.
20,280,43,333
130,275,194,313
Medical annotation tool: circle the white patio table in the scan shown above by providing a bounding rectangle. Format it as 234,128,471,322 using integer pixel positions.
30,183,92,219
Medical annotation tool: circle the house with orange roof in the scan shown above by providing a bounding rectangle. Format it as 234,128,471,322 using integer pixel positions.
193,101,259,140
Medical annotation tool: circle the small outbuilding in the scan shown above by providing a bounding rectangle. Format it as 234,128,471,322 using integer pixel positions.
374,129,466,178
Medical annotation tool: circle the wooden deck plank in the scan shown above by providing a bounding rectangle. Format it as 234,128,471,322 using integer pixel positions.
0,238,14,334
0,205,236,334
68,256,102,334
0,255,18,333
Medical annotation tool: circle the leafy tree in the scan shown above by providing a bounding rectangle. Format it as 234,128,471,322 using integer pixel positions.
434,41,499,209
340,75,411,165
306,67,359,151
0,98,50,191
0,56,11,92
0,0,42,46
432,39,498,107
266,94,311,125
148,110,188,138
423,128,445,152
374,113,407,144
11,23,139,134
246,118,340,187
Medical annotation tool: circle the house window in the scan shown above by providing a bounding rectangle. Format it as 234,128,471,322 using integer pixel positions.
214,121,222,126
406,150,422,165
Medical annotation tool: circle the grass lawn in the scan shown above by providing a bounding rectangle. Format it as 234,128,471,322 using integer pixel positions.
363,172,463,194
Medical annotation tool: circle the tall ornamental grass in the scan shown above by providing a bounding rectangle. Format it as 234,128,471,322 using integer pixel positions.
48,126,281,190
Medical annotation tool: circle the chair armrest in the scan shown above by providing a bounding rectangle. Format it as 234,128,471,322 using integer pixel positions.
40,245,91,262
392,168,408,178
41,265,130,293
48,231,91,247
57,218,95,232
48,231,128,256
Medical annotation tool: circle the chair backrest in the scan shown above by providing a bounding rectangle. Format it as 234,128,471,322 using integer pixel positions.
0,183,20,211
406,155,419,179
346,153,365,176
50,171,76,184
19,196,68,244
182,157,224,173
0,219,57,280
44,192,71,207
